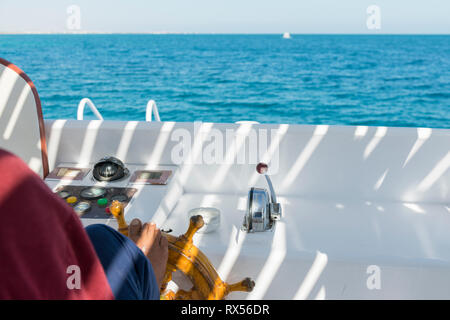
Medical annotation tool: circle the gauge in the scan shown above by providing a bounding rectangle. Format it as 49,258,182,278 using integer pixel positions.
80,186,107,199
111,194,128,203
93,156,128,182
74,202,91,216
56,191,70,199
99,163,118,178
140,171,162,180
57,168,81,178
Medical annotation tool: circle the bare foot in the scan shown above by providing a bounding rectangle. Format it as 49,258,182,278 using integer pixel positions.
130,220,168,289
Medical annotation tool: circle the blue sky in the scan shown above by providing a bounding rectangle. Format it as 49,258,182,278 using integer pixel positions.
0,0,449,34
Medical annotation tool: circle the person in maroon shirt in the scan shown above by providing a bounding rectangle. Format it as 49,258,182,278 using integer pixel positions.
0,149,168,300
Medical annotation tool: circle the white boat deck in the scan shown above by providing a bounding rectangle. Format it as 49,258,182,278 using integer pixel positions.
162,193,450,299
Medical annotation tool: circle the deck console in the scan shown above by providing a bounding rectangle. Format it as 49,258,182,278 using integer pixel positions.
54,185,137,218
45,157,177,226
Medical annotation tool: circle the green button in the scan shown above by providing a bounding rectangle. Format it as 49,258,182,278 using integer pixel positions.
97,198,108,206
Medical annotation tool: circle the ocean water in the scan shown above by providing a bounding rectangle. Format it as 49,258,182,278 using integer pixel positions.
0,34,449,128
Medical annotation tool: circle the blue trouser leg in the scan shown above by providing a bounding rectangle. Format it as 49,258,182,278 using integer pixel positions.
85,224,159,300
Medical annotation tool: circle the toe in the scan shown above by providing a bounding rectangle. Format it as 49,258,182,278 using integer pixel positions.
155,228,162,243
128,218,142,243
160,235,168,252
143,223,156,237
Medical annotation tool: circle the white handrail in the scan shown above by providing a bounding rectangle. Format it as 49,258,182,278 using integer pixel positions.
77,98,104,120
146,100,161,122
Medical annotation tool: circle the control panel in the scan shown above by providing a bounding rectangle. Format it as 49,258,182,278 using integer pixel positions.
55,185,137,218
45,156,177,223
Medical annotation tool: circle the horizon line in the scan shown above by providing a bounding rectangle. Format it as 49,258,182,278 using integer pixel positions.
1,31,449,36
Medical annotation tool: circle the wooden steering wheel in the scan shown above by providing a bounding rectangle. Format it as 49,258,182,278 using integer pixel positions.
110,200,255,300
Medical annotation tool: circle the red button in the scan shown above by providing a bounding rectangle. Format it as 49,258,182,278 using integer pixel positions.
105,207,110,214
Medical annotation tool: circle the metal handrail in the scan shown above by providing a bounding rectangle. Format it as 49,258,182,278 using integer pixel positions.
77,98,104,120
77,98,161,121
146,100,161,122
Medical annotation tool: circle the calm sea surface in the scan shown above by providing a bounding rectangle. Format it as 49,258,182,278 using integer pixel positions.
1,34,449,128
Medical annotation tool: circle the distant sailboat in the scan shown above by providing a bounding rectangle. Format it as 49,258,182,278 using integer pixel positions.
283,32,291,39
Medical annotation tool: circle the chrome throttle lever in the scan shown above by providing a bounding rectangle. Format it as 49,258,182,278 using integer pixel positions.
243,162,282,232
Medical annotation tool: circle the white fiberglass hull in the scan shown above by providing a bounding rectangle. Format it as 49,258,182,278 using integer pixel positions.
44,119,450,299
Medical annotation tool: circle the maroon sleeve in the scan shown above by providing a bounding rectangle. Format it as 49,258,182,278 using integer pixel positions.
0,150,114,299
